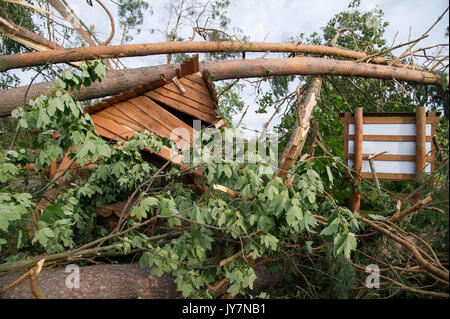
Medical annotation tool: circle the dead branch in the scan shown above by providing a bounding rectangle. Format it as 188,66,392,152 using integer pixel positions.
389,196,433,222
359,215,449,282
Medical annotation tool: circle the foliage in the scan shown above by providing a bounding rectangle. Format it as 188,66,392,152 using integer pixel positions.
0,60,164,256
0,0,448,299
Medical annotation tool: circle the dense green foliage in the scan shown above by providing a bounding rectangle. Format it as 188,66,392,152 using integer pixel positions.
0,0,448,299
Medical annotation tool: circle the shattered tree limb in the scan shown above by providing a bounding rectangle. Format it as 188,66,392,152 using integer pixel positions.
359,215,449,282
0,56,442,117
0,16,61,52
0,16,83,68
277,77,323,180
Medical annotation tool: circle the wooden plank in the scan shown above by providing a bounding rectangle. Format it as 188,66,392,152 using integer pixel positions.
343,113,350,164
144,91,219,124
192,54,199,73
96,108,146,132
105,96,121,105
180,61,189,78
123,90,138,99
113,101,172,139
128,96,196,149
347,135,432,142
202,70,219,105
94,113,143,134
185,58,194,75
91,115,136,141
185,72,206,86
360,172,415,181
416,107,426,175
152,86,216,115
49,160,57,178
178,77,212,99
94,120,185,167
94,124,128,144
130,96,194,133
155,145,183,165
348,154,432,162
351,107,363,213
93,124,121,142
430,114,436,173
99,105,145,128
162,81,215,109
345,116,440,124
132,86,148,96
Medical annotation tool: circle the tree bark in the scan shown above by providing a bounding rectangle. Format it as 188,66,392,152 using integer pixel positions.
277,77,322,180
0,41,429,72
0,263,283,299
0,57,441,117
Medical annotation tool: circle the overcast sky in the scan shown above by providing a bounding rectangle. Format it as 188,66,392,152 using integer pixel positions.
19,1,450,130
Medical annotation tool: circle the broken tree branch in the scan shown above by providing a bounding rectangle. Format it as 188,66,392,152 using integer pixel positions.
277,77,322,180
389,195,433,223
359,215,449,282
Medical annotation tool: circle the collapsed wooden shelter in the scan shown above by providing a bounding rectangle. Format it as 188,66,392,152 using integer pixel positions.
39,56,225,221
86,55,224,164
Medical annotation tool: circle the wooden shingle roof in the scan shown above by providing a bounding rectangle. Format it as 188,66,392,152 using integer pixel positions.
85,55,224,164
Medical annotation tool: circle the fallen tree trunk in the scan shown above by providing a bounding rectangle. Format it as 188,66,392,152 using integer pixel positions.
0,263,283,299
0,56,441,117
0,41,427,72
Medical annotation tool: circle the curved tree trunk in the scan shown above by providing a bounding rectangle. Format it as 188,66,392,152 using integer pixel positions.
0,263,283,299
0,57,441,117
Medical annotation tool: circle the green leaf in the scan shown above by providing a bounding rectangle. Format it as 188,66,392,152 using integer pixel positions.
223,165,232,179
41,227,55,238
345,233,357,259
227,282,240,297
320,222,339,236
305,241,313,254
47,98,59,116
41,204,65,224
334,232,357,259
326,166,334,185
368,214,387,221
0,205,21,231
262,233,279,251
286,204,302,227
94,62,106,79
